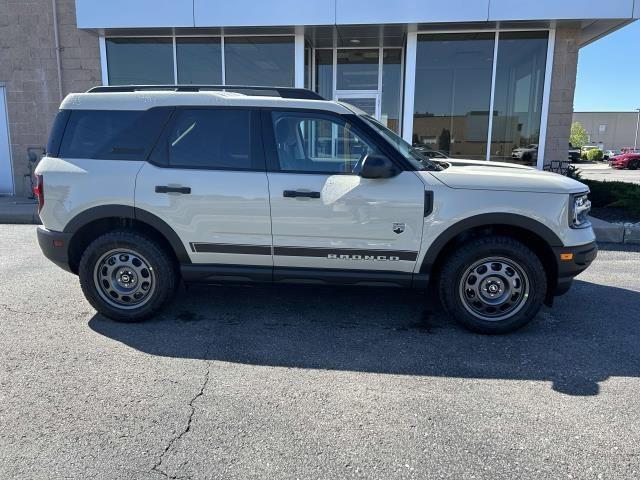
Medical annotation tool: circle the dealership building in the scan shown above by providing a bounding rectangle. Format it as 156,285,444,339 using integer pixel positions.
1,0,638,196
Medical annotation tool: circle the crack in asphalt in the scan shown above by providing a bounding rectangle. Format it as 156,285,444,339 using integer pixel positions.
150,364,211,479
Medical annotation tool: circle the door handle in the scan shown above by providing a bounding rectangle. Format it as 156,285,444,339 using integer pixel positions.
155,185,191,194
283,190,320,199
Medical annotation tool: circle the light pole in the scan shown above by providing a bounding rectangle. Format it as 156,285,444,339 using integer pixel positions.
635,108,640,152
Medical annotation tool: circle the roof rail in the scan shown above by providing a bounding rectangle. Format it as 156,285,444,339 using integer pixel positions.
86,85,325,100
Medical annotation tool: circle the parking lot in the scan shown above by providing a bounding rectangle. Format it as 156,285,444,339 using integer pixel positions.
1,224,639,479
577,162,640,184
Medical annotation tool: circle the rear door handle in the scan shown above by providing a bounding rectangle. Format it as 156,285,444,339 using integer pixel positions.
155,185,191,194
283,190,320,199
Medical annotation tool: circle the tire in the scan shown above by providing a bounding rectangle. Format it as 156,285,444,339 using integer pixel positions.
438,235,547,334
78,230,177,322
629,160,639,170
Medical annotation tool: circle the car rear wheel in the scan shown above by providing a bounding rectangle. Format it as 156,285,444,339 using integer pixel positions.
629,159,639,170
438,235,547,334
78,230,177,322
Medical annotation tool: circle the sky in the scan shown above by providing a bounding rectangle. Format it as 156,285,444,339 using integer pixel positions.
574,21,640,112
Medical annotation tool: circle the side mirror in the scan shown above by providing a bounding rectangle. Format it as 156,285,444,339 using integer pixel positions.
359,154,397,179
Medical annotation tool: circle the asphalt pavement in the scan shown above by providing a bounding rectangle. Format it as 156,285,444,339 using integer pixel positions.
1,224,639,479
577,162,640,184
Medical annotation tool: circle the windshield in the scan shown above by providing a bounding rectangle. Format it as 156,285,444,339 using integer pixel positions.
360,115,441,171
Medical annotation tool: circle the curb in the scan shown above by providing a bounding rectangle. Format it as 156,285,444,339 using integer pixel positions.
589,216,640,245
0,200,40,225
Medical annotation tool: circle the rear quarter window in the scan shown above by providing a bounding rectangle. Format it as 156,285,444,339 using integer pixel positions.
58,108,172,160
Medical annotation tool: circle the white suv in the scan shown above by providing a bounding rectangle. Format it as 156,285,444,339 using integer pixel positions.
35,86,597,334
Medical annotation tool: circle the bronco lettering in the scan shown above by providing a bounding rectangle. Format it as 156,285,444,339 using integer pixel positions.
327,254,400,261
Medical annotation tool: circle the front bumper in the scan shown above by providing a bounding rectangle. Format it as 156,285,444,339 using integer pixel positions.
37,226,73,273
552,240,598,297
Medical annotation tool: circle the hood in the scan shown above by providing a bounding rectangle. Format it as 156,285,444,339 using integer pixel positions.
429,163,588,194
442,158,535,170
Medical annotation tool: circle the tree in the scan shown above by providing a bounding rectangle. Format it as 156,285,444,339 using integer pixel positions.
570,122,589,148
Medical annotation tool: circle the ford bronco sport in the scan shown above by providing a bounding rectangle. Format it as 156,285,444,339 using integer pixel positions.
35,85,597,334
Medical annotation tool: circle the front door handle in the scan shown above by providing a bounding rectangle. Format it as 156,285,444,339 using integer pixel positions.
155,185,191,194
283,190,320,199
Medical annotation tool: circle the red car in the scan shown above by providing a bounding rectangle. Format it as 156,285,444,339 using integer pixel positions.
610,152,640,170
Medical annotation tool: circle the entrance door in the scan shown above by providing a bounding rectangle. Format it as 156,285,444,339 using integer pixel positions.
0,86,14,195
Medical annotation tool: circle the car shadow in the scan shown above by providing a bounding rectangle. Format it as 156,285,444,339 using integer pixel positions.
88,279,640,397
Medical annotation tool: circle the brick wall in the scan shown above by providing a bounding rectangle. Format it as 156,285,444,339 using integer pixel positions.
543,26,580,167
0,0,101,196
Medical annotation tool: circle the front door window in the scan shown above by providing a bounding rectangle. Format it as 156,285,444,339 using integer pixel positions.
271,111,380,174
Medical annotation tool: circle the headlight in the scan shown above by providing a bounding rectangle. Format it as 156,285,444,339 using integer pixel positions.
569,192,591,229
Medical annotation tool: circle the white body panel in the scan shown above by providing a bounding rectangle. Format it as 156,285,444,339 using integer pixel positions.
430,164,588,194
267,171,426,272
416,171,596,268
35,157,142,232
135,163,272,266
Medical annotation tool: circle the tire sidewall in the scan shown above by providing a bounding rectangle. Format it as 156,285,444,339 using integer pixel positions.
440,238,547,334
78,231,176,322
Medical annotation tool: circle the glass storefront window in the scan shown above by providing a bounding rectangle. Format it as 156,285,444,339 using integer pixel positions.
315,50,333,100
382,49,402,133
412,33,495,160
176,37,222,84
304,43,312,90
336,49,379,90
490,32,548,165
224,36,294,87
106,38,174,85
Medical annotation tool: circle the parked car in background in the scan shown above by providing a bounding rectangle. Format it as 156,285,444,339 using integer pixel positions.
413,145,450,159
512,144,538,162
580,145,598,160
621,147,639,154
568,143,581,162
603,149,619,160
610,152,640,170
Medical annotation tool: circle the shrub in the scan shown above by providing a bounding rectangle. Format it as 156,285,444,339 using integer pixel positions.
582,179,640,218
586,149,604,162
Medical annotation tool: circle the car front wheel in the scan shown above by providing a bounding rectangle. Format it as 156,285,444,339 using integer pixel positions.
438,236,547,334
78,230,177,322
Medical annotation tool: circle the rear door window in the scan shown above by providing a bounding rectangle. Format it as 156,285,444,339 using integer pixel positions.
153,108,260,170
59,108,171,160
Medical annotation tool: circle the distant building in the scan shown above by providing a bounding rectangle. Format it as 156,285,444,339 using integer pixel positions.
572,112,640,150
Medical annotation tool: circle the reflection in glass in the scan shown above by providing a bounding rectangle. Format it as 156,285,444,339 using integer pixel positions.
176,38,222,84
337,97,376,116
315,50,333,100
382,49,402,133
272,112,378,173
412,33,494,160
225,36,294,87
336,49,379,90
490,32,548,165
106,38,174,85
